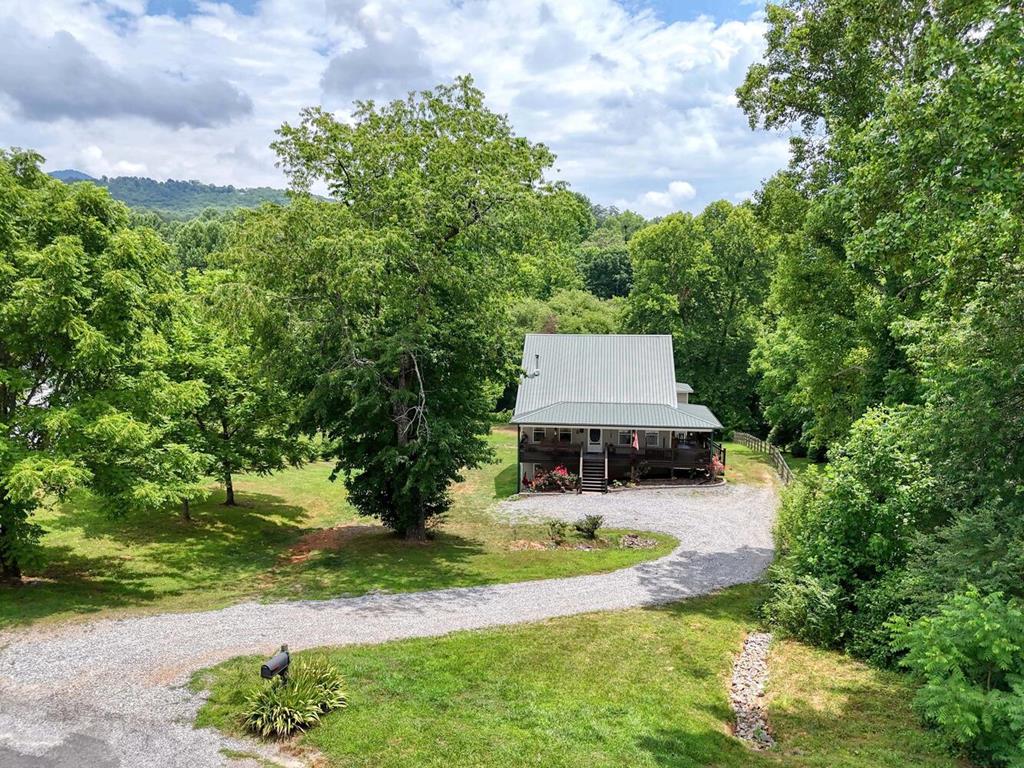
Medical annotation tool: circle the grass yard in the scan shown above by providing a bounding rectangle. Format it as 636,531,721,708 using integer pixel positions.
194,585,961,768
723,441,823,483
721,441,777,486
782,453,820,477
0,428,674,629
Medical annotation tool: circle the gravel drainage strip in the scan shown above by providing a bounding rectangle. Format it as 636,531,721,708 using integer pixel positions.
730,632,775,749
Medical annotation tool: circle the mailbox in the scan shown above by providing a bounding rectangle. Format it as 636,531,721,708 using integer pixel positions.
260,644,290,682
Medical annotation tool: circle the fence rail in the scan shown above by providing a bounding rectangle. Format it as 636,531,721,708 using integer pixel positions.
733,431,794,486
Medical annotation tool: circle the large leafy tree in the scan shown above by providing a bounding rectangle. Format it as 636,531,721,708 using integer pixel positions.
171,209,233,271
0,150,195,578
165,271,309,506
236,78,555,539
576,210,647,298
510,289,623,337
623,203,770,428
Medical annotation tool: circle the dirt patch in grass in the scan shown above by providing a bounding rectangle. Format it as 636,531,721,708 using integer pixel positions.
284,525,384,564
509,539,551,551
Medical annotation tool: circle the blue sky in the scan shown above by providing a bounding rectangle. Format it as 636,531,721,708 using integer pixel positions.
0,0,787,216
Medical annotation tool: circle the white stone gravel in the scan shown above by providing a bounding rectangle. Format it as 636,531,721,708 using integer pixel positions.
0,483,776,768
730,632,775,749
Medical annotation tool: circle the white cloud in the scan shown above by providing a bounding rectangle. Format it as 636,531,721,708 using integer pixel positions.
1,0,787,206
619,179,698,216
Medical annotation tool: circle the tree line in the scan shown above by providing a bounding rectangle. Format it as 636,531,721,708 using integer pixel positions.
739,1,1024,764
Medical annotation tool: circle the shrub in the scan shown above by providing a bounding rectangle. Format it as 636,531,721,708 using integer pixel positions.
243,657,347,739
489,409,512,425
894,588,1024,766
573,514,604,540
761,568,843,647
762,406,941,657
533,465,579,492
547,519,569,544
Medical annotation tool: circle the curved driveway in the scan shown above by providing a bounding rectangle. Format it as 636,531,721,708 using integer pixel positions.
0,483,775,768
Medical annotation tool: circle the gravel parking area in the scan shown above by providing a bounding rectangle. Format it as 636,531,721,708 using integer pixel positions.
0,483,776,768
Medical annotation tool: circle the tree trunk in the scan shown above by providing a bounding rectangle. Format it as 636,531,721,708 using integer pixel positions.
394,352,418,539
181,498,192,522
223,468,236,506
405,514,427,542
0,552,22,583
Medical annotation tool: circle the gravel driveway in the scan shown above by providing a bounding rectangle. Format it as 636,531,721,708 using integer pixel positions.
0,483,776,768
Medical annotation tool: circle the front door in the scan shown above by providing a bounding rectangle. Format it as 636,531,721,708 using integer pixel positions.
587,428,603,453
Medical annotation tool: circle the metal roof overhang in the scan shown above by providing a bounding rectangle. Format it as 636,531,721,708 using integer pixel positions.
510,401,721,430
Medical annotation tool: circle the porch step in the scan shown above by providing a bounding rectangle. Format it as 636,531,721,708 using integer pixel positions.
580,457,607,493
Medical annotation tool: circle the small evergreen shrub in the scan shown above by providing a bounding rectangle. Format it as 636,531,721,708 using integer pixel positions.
243,657,347,739
894,588,1024,766
574,514,604,540
547,519,569,544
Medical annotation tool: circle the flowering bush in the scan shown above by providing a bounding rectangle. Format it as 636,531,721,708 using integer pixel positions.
709,455,725,480
532,465,579,492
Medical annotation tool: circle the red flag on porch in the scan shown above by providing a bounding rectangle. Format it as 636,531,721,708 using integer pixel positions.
632,430,639,450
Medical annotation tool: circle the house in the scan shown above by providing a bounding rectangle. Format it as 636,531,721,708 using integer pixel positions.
511,334,724,493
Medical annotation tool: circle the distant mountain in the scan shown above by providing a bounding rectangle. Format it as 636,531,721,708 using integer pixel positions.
50,169,98,182
47,169,290,218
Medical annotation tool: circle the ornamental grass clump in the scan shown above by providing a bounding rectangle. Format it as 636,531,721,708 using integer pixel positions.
243,657,347,739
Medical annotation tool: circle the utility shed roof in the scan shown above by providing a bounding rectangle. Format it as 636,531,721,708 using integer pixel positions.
511,334,722,430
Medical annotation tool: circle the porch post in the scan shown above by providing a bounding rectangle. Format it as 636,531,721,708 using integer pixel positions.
516,425,521,493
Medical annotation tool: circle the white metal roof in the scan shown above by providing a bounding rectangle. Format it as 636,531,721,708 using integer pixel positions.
511,334,721,430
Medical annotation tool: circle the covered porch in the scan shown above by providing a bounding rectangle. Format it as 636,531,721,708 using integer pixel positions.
517,425,726,493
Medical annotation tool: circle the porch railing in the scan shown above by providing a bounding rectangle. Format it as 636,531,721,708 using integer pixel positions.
521,440,714,469
733,431,793,486
710,439,727,466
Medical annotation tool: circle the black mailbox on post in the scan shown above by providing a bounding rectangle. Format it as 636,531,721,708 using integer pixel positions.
261,644,290,682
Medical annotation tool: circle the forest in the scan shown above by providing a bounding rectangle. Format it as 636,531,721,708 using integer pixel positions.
1,1,1022,764
51,171,290,218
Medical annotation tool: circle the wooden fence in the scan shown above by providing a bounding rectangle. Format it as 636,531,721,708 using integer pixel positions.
733,431,794,486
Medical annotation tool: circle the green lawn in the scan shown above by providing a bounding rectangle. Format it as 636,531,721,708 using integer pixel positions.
722,441,777,485
194,586,961,768
0,428,673,629
723,441,822,483
782,453,820,477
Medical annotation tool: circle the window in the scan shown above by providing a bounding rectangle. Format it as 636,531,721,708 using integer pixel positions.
533,428,545,443
617,430,632,446
558,428,571,444
645,431,660,448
